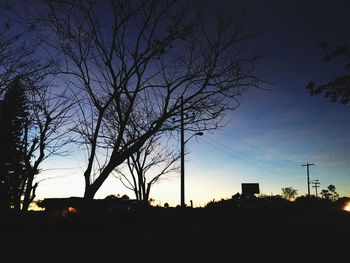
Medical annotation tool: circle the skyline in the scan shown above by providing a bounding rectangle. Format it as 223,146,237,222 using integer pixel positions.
3,0,348,208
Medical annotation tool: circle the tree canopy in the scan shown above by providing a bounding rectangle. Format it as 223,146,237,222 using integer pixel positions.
281,187,298,201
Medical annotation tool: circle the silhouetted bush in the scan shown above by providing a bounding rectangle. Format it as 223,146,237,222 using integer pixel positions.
293,195,334,211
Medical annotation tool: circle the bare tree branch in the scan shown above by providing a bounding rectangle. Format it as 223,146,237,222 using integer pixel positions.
114,134,180,204
31,0,263,199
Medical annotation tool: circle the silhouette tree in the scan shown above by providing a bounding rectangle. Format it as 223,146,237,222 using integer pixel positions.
0,13,73,210
320,189,331,200
0,78,28,211
115,135,179,205
32,0,262,199
0,77,73,211
0,21,51,96
104,194,120,200
104,194,129,200
306,41,350,105
320,184,339,201
327,184,339,201
20,84,73,211
281,187,298,201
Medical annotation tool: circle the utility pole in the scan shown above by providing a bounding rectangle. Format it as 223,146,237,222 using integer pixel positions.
302,163,314,197
311,180,320,197
180,95,185,208
179,95,203,208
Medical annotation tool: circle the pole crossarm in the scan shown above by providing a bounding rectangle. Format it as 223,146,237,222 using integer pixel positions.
311,179,320,197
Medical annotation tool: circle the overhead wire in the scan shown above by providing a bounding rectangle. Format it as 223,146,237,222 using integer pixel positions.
218,129,301,165
200,133,301,179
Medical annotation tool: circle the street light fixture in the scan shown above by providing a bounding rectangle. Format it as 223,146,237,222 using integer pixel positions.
184,131,204,144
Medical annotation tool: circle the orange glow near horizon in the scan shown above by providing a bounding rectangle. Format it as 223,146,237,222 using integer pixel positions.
343,202,350,212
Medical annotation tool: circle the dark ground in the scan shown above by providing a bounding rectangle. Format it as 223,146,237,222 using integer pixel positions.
3,204,350,262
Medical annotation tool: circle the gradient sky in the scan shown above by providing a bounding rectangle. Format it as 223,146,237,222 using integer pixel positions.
33,0,350,207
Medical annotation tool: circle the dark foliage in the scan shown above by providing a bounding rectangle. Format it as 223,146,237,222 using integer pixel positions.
306,41,350,105
0,78,29,211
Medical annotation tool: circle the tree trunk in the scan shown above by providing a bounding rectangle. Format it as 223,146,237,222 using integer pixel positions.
83,163,115,199
22,173,35,211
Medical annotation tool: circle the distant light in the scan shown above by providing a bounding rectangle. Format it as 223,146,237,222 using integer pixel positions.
343,202,350,212
68,206,78,213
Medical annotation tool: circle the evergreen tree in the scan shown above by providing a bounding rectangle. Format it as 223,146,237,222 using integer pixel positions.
0,78,29,211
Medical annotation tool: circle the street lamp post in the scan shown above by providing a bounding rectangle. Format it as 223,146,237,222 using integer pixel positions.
180,96,203,208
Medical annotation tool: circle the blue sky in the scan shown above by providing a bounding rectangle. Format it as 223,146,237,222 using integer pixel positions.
33,0,350,207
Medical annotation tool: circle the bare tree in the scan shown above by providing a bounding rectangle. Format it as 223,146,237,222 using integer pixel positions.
0,5,73,211
32,0,262,199
0,19,52,96
0,27,30,94
115,135,179,205
20,83,73,211
0,76,73,211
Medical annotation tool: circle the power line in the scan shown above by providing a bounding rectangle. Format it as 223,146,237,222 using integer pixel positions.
201,133,300,179
218,129,300,165
200,135,290,178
